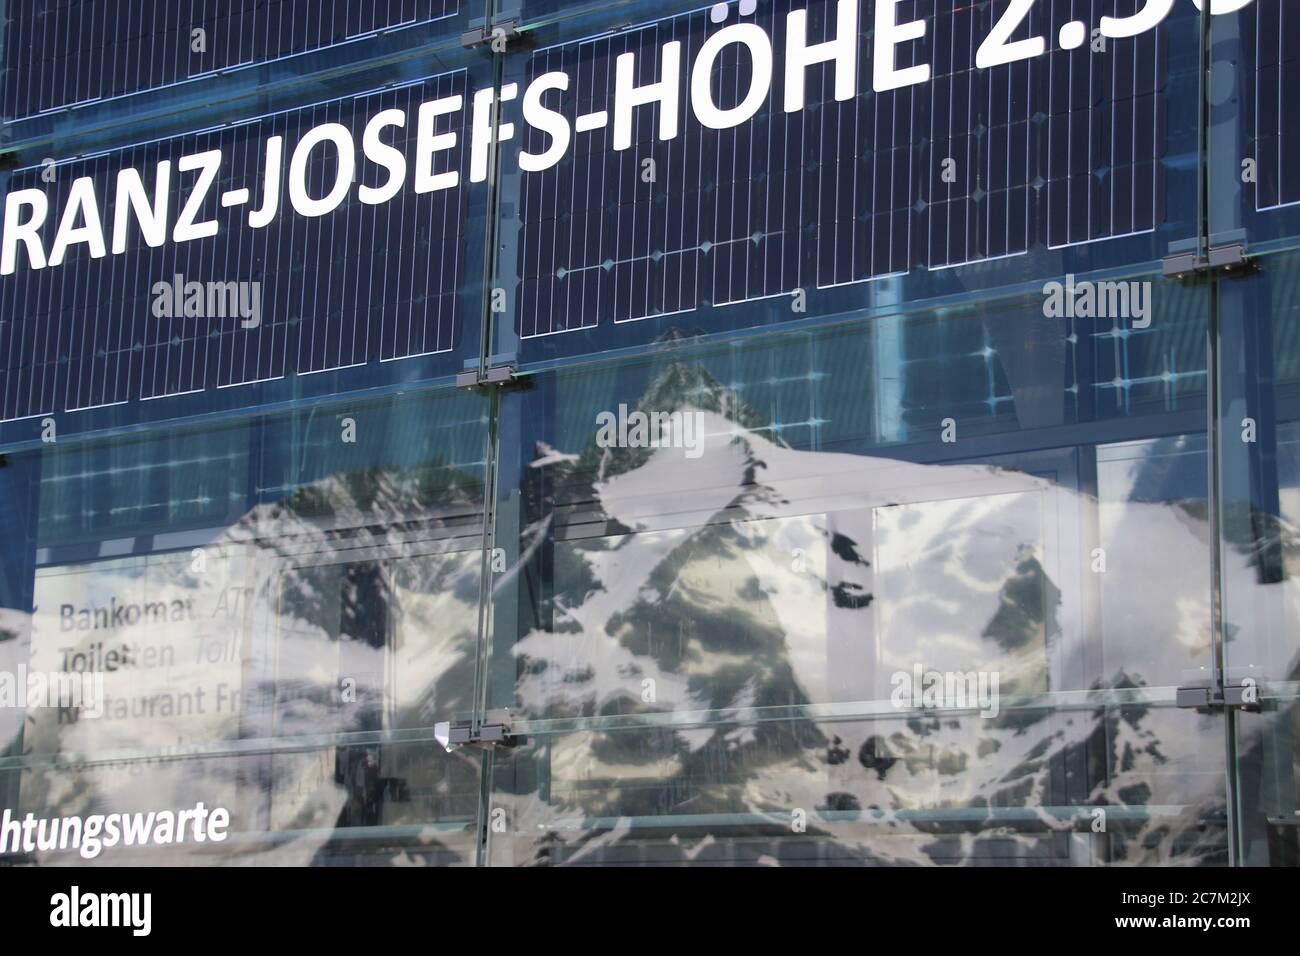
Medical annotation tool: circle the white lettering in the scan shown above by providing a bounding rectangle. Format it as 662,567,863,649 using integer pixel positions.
111,161,171,254
358,109,407,206
288,123,355,217
785,0,858,111
1,188,48,275
519,72,571,173
613,41,682,150
172,149,222,242
47,177,106,267
691,24,773,130
873,0,929,93
414,94,462,193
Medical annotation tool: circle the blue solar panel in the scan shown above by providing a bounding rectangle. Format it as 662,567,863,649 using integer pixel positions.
0,71,468,422
1,0,459,120
1253,0,1300,210
514,0,1172,341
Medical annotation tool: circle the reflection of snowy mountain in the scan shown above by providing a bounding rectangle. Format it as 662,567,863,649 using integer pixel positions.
502,362,1300,866
3,355,1298,865
3,460,485,866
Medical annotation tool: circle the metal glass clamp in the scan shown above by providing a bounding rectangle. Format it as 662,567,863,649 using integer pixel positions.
1175,680,1263,713
434,720,521,752
1163,244,1252,279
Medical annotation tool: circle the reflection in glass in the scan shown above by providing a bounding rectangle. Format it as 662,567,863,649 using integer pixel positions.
491,298,1229,864
3,743,480,866
490,714,1227,866
0,389,488,865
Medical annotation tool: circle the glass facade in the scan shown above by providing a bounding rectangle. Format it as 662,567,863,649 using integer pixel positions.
0,0,1295,866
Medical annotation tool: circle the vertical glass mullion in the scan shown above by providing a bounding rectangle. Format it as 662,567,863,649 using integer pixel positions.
1199,0,1243,866
473,0,511,866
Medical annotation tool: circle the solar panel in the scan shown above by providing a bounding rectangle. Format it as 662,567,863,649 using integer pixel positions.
1253,0,1300,210
1044,0,1164,246
514,0,1172,341
1,0,460,120
0,70,468,423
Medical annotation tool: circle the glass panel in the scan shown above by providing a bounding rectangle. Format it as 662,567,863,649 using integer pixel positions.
492,0,1205,367
1208,0,1300,250
0,743,481,866
1,0,469,120
1,0,1286,870
1216,249,1300,865
0,51,496,449
487,711,1228,866
0,384,490,864
483,273,1228,863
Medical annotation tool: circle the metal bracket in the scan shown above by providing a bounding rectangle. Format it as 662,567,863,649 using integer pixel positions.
1175,681,1263,713
461,20,521,50
434,720,521,752
1162,244,1253,279
456,364,517,389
